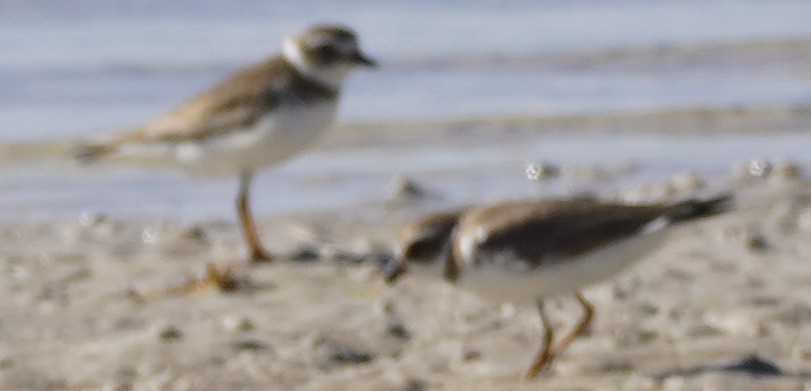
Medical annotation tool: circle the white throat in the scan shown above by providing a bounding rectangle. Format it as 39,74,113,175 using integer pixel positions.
282,37,352,90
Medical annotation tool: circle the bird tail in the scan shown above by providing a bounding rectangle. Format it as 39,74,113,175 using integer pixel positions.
73,141,118,164
667,193,734,224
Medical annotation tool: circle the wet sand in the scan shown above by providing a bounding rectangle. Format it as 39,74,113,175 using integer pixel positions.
2,108,811,390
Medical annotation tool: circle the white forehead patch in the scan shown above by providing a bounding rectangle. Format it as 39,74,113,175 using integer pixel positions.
282,37,310,71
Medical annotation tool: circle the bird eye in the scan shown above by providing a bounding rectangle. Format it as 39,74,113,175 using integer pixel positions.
314,45,340,62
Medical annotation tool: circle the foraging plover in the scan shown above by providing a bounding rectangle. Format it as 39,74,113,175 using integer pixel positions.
385,195,731,379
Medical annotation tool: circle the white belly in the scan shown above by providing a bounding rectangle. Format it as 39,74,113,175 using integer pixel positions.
174,102,337,176
456,229,671,304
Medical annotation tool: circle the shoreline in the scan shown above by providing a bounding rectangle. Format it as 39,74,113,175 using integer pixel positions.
4,103,811,162
1,103,810,224
333,103,811,145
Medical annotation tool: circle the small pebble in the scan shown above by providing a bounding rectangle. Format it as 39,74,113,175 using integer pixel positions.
313,336,375,369
386,322,411,341
462,349,481,362
232,338,270,352
328,347,373,365
155,324,183,341
526,161,560,181
78,211,107,227
748,160,773,178
684,324,721,338
179,225,208,243
598,358,634,372
387,175,426,199
141,228,159,245
332,250,365,264
635,302,660,317
289,245,320,263
772,159,802,181
381,299,396,314
733,159,773,181
745,233,770,252
222,315,254,333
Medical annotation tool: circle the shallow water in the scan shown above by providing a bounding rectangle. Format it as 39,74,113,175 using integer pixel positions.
2,0,811,221
5,0,811,140
2,132,808,222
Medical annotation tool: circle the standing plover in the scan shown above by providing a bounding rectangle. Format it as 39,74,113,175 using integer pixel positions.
76,24,376,263
385,195,731,379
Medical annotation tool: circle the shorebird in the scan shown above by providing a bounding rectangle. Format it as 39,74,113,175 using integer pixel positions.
384,195,732,379
76,24,377,265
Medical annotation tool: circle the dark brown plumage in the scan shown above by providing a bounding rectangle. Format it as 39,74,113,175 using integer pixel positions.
75,57,337,163
455,195,732,270
386,194,732,380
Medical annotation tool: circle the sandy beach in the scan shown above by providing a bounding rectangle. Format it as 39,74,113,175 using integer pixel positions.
4,2,811,388
2,106,811,390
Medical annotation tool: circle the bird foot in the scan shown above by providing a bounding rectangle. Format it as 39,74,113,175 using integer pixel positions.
523,353,556,380
249,248,275,264
176,263,246,294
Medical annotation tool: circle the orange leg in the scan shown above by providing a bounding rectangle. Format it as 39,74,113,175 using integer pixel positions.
523,299,555,380
549,292,594,363
237,171,273,263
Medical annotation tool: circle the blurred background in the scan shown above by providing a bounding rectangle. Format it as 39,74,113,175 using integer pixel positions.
2,0,811,221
